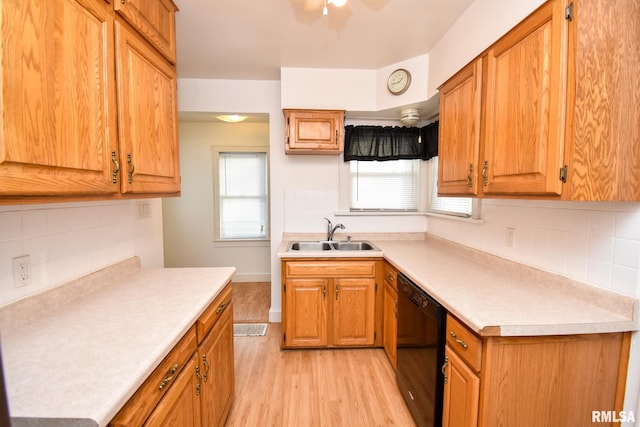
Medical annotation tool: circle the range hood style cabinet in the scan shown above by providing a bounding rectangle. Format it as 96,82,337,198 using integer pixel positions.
438,0,640,201
0,0,181,204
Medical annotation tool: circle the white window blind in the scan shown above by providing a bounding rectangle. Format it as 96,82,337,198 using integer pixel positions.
219,152,268,239
428,157,472,217
350,159,419,211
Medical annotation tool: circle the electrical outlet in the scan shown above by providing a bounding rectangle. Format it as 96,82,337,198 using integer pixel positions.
137,201,151,218
13,255,32,287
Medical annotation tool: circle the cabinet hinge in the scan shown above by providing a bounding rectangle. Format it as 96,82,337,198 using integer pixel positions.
283,333,286,342
284,284,286,293
375,282,378,292
559,165,568,183
565,2,574,21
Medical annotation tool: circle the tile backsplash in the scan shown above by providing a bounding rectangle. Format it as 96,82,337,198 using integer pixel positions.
0,199,163,306
428,199,640,298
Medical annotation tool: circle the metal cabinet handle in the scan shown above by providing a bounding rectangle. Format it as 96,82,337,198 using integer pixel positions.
127,153,135,183
482,161,488,186
450,331,468,349
385,274,394,282
442,355,449,383
467,163,474,187
323,285,326,300
335,284,339,300
195,365,201,395
111,151,120,184
158,363,180,390
216,301,228,314
202,355,210,382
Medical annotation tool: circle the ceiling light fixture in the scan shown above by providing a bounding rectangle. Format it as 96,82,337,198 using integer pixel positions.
216,114,248,123
323,0,347,16
400,108,420,127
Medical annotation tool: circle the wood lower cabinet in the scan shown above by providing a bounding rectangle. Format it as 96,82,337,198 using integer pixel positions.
198,295,235,427
282,259,380,348
110,283,234,427
144,354,202,427
382,262,398,369
438,0,640,201
442,313,631,427
283,109,345,155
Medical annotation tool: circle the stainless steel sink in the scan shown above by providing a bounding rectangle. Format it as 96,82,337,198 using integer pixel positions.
289,241,332,251
287,240,378,252
331,241,376,251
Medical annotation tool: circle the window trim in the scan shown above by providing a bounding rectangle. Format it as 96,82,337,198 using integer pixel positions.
212,146,270,242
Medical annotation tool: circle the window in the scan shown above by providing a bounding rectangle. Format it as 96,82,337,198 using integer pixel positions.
427,157,472,217
350,159,419,211
216,151,269,240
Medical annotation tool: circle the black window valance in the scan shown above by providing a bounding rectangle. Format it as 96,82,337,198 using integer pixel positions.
344,121,438,162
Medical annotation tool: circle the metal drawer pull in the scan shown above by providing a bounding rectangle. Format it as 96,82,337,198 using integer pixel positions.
450,331,468,349
158,363,180,390
482,160,489,186
215,301,228,314
335,284,339,300
386,274,394,282
467,163,473,187
323,285,326,300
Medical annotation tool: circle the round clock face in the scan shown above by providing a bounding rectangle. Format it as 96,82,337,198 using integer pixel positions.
387,68,411,95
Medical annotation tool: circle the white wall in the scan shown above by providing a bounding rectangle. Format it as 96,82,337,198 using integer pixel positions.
162,120,271,281
0,199,164,306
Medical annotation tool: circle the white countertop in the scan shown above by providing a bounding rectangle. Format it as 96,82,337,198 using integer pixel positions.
0,260,235,427
277,234,638,337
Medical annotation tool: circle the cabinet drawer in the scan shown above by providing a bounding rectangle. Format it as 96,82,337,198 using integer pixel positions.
197,283,233,343
114,0,178,63
286,261,376,278
383,262,398,291
110,325,197,427
446,314,482,372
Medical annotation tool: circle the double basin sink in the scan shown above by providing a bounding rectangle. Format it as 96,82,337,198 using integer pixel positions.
287,240,379,252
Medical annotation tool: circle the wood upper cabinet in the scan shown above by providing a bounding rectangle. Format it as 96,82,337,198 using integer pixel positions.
438,0,640,201
114,0,177,63
282,259,378,348
0,0,119,197
438,58,482,196
0,0,180,202
481,0,567,196
284,109,345,155
114,21,180,195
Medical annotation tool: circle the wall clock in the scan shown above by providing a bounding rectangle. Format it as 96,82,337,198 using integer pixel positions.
387,68,411,95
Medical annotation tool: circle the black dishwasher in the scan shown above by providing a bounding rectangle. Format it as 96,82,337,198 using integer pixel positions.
396,272,446,427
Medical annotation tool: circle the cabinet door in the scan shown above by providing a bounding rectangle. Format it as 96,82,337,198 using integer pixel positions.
332,277,375,346
481,0,568,196
442,347,479,427
0,0,118,197
283,278,328,347
144,355,202,427
114,22,180,195
199,301,234,427
114,0,177,63
382,281,398,369
438,58,482,196
284,109,345,154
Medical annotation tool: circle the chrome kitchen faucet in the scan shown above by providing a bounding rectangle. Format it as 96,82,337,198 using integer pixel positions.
324,217,345,242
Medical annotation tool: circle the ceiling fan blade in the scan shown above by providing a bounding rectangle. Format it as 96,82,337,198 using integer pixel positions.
303,0,324,11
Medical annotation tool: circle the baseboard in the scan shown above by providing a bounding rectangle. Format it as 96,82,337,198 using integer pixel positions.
232,273,271,282
269,309,282,323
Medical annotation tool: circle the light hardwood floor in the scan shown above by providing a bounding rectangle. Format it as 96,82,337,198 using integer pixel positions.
232,282,270,323
226,282,416,427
